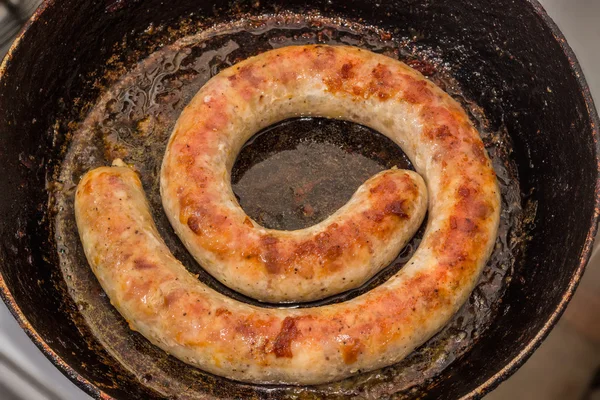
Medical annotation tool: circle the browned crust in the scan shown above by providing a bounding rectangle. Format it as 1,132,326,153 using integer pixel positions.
176,170,423,277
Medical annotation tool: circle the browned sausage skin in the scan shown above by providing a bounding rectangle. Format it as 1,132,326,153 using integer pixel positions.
75,45,500,384
161,45,495,302
167,165,427,302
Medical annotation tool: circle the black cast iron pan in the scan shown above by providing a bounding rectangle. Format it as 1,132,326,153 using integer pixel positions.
0,0,598,398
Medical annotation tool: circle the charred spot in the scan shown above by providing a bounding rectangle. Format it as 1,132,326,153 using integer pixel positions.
367,63,396,101
416,278,446,305
450,216,478,233
400,174,420,195
436,125,453,139
179,195,197,216
323,76,343,93
431,222,479,268
369,178,397,195
377,91,391,100
323,59,400,101
363,210,385,223
314,231,344,262
187,215,201,234
294,239,317,260
456,187,496,223
235,321,259,343
372,63,392,81
474,200,494,220
460,218,477,233
458,186,471,198
292,224,353,268
237,65,264,87
340,63,355,79
260,235,282,274
419,107,437,124
424,124,459,145
133,258,155,271
182,204,220,237
215,308,232,317
402,78,433,104
385,200,409,219
315,231,332,245
449,216,458,230
325,245,343,262
340,337,364,364
273,317,300,358
236,317,272,343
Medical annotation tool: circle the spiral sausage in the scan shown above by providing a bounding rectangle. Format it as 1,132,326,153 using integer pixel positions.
75,45,500,385
161,48,432,302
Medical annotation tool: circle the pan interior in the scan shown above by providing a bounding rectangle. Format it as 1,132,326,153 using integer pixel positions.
50,13,526,400
232,117,414,231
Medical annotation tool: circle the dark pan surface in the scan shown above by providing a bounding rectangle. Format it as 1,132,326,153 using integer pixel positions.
0,0,598,399
53,15,523,398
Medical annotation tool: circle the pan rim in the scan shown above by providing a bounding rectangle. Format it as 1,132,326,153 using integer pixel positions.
459,0,600,398
0,0,598,399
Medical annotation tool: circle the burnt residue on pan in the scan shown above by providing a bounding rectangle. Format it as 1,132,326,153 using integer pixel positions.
49,14,527,399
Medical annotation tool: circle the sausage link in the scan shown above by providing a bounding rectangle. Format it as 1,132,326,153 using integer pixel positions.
76,45,500,384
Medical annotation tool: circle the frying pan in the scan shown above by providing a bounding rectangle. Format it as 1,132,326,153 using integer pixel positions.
0,0,598,398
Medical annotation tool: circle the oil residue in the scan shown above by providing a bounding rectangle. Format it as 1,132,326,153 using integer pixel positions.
232,117,413,230
52,13,524,400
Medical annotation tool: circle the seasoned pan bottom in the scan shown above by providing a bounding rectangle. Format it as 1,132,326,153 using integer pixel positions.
52,14,526,399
